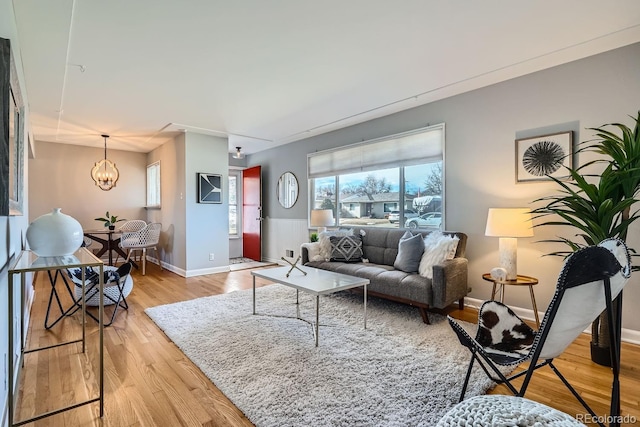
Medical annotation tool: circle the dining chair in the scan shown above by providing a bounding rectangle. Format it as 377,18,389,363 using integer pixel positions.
114,220,147,265
121,222,163,275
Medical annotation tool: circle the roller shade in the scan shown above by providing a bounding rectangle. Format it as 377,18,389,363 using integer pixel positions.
308,124,444,179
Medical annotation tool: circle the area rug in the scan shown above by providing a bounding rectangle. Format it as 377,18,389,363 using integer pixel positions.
145,284,510,427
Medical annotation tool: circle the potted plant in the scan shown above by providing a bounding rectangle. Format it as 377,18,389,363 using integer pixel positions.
95,211,126,230
532,111,640,366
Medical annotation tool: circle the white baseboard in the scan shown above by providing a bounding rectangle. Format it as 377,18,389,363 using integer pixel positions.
464,297,640,345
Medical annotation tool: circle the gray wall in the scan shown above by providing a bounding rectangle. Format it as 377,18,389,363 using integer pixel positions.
184,132,229,271
29,141,147,228
146,131,230,274
249,42,640,332
147,134,187,270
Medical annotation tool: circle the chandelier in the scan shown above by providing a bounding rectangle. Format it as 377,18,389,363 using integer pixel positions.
91,134,119,191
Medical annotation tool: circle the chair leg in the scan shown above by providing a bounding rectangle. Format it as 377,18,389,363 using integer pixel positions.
459,353,476,402
142,248,147,275
548,361,603,426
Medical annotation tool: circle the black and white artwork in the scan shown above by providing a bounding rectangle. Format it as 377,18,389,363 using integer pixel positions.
198,173,222,203
516,131,572,182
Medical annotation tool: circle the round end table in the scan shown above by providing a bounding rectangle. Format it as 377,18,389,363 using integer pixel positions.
482,273,540,328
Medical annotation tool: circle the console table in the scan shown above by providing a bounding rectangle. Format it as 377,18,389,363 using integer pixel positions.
7,248,104,426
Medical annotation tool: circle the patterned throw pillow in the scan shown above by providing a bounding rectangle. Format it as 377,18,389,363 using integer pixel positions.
329,235,363,262
318,229,354,260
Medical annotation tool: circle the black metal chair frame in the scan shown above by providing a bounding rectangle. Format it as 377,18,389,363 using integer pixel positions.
44,267,132,328
449,241,630,427
64,273,130,327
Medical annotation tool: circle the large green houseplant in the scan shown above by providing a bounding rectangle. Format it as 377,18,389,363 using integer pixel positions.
532,111,640,366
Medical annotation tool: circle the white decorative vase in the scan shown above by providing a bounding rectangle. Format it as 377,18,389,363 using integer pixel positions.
26,208,84,256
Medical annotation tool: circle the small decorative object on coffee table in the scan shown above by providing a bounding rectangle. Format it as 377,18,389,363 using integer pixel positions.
281,255,306,278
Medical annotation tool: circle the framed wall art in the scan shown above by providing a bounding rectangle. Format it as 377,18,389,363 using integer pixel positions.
197,173,222,203
1,37,25,216
516,131,573,183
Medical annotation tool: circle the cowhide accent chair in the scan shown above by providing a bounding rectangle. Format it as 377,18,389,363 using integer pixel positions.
447,238,631,427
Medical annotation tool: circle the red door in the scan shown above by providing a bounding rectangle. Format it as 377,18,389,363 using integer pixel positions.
243,165,262,261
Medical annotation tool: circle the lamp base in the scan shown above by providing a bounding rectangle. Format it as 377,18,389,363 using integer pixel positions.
316,227,327,233
498,237,518,280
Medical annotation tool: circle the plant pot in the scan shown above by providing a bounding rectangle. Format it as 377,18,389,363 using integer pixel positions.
590,342,612,366
108,225,115,230
26,208,83,256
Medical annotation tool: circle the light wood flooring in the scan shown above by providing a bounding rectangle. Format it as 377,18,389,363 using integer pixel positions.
13,264,640,426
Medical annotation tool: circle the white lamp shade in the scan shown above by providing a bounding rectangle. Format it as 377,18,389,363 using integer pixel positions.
310,209,334,227
485,208,534,237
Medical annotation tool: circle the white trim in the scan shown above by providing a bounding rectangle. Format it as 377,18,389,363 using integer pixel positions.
184,266,230,277
463,297,640,345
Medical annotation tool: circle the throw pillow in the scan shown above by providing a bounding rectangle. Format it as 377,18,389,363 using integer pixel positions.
67,267,121,286
393,231,425,273
329,235,363,262
318,229,354,261
419,231,460,279
301,242,324,262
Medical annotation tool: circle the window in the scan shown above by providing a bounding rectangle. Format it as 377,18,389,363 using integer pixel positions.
229,173,238,235
146,161,161,207
308,124,444,229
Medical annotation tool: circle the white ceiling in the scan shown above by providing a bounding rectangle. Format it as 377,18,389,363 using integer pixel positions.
12,0,640,155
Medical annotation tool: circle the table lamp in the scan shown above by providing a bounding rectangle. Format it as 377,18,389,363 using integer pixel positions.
310,209,334,233
485,208,534,280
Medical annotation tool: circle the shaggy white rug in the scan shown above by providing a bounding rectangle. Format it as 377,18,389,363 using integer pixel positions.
145,284,507,427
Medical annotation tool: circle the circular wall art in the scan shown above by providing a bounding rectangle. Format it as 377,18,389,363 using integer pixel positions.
516,131,573,182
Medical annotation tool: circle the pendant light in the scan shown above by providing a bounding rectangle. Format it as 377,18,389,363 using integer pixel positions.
91,134,119,191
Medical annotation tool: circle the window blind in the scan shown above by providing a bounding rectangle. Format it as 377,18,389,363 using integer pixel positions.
308,124,444,179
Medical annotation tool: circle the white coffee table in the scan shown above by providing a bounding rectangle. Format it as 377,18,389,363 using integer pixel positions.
251,266,369,346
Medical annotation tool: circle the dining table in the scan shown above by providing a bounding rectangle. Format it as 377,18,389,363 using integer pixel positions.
83,229,132,267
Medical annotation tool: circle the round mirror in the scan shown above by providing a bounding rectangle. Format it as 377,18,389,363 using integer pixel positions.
277,172,299,209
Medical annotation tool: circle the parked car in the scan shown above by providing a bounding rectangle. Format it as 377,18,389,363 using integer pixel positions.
405,212,442,229
388,210,418,224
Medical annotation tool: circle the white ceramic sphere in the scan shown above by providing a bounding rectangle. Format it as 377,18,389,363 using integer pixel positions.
26,208,84,256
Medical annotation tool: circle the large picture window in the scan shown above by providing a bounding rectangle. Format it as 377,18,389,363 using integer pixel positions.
308,124,445,230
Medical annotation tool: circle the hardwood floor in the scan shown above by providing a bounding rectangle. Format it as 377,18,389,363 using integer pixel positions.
14,264,640,426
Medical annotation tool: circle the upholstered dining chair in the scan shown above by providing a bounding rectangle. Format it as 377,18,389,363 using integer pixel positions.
447,239,631,427
121,222,163,275
114,219,147,265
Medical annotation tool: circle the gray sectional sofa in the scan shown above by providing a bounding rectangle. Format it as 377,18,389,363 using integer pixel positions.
301,227,468,323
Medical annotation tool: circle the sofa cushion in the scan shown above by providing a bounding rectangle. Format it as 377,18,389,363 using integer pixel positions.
393,231,425,273
368,270,432,302
419,231,460,279
329,235,363,262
